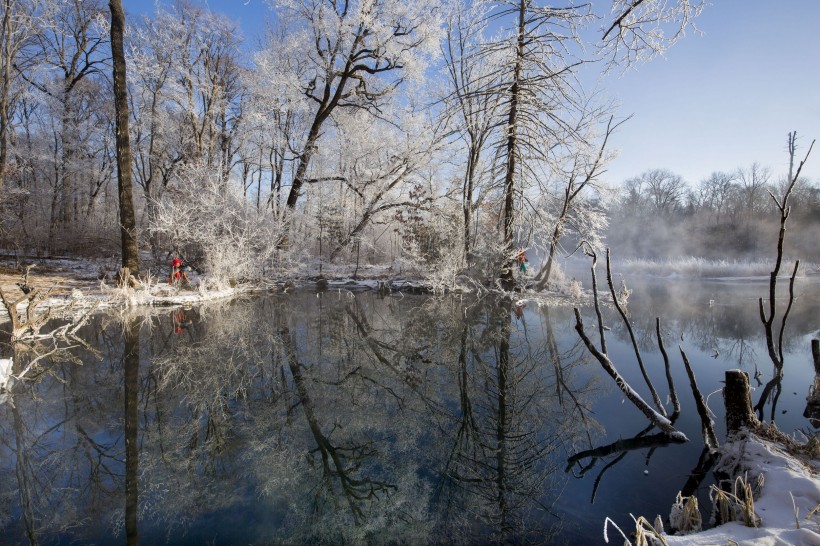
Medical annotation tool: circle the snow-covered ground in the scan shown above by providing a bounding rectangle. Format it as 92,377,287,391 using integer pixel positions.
0,256,445,326
659,432,820,546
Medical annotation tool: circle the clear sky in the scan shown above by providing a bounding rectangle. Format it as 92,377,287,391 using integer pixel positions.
601,1,820,187
125,0,820,187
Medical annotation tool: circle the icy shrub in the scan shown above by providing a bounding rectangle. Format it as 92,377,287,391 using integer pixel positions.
668,491,702,534
566,278,584,299
537,262,584,297
397,202,464,293
149,165,294,286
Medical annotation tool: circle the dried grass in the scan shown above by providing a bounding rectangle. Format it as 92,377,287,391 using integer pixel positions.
669,491,702,534
709,472,763,528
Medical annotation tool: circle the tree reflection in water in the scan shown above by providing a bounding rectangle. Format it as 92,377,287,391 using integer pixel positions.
0,281,817,544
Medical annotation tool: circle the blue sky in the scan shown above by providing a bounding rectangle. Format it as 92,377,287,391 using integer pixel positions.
125,0,820,187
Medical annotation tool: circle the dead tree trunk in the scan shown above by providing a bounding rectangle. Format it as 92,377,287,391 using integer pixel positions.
0,287,50,341
724,370,760,436
759,133,814,370
805,339,820,427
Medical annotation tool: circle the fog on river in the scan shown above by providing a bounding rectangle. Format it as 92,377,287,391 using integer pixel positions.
1,275,818,545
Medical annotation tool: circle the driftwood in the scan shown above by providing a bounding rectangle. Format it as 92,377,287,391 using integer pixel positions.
680,347,719,450
572,245,685,440
657,317,681,419
574,309,687,441
605,250,667,417
0,285,51,341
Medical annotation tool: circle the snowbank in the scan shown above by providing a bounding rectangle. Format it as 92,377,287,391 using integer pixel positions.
665,433,820,546
0,358,11,391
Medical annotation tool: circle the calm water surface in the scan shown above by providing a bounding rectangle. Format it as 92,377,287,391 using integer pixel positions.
1,275,818,545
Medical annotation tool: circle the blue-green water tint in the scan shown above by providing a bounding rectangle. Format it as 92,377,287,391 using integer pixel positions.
0,276,817,545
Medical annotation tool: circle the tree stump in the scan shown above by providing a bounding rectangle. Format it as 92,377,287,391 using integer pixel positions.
805,339,820,428
117,267,142,289
724,370,759,435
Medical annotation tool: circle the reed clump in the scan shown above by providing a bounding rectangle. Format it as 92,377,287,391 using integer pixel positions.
709,472,763,528
668,491,702,534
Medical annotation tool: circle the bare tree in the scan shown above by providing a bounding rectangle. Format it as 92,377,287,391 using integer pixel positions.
109,0,139,275
601,0,705,66
759,132,814,371
441,0,502,263
22,0,109,237
0,0,38,194
483,1,590,284
736,161,771,219
532,113,625,289
695,170,736,225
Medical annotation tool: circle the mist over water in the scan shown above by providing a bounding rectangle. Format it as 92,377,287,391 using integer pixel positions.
602,169,820,264
1,277,817,545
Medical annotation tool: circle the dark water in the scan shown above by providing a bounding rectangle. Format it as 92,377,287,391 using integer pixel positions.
1,275,818,545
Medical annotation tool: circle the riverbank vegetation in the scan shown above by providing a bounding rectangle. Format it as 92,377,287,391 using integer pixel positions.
2,0,815,294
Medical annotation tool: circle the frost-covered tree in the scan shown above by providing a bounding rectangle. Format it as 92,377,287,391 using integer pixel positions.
24,0,109,231
323,109,446,262
271,0,443,215
0,0,39,194
150,165,291,286
483,1,591,283
531,113,623,290
460,0,704,285
440,0,503,264
246,24,310,219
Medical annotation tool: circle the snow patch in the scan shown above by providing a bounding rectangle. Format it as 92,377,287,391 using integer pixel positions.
664,434,820,546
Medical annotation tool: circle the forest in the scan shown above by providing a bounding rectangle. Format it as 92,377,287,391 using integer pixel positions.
0,0,817,291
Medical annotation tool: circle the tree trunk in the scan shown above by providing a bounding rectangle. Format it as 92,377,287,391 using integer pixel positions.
723,370,759,435
0,0,11,194
463,148,477,264
123,318,140,546
110,0,140,275
501,0,526,284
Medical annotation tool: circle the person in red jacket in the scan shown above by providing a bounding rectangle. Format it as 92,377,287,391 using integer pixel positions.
168,257,190,286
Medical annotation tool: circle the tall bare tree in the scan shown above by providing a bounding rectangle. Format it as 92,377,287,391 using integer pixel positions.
109,0,139,274
0,0,37,193
441,0,502,264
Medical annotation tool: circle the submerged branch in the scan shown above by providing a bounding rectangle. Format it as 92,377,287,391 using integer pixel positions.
573,308,687,441
679,347,718,450
606,250,666,416
657,318,680,419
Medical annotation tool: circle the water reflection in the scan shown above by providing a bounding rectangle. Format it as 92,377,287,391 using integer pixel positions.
0,278,816,544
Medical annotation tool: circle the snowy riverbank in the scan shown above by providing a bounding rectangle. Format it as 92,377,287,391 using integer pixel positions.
648,431,819,546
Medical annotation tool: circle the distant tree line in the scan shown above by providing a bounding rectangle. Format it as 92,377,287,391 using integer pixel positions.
606,164,819,262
